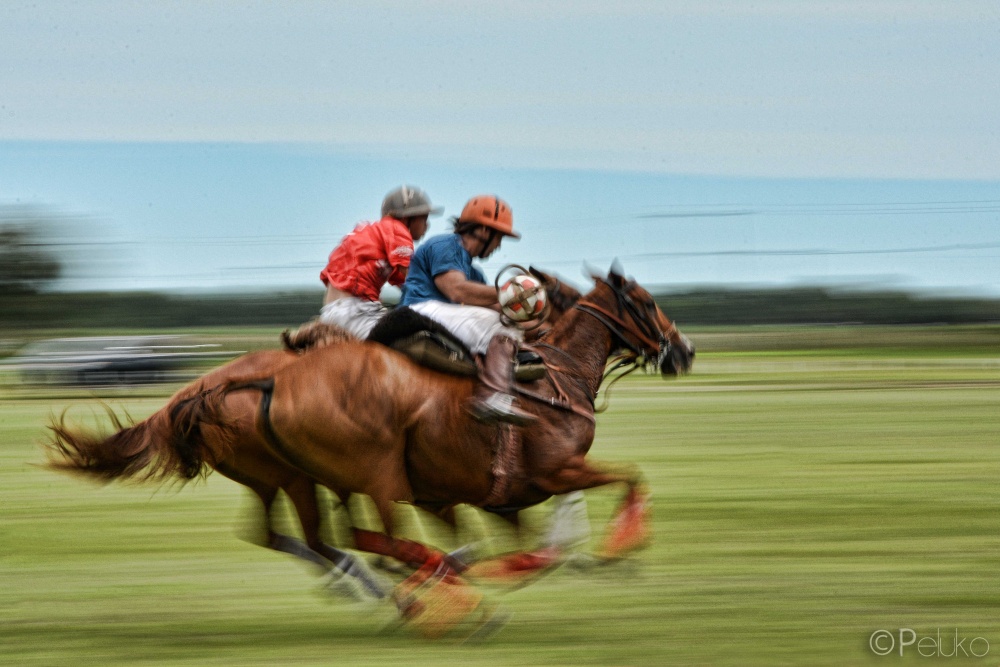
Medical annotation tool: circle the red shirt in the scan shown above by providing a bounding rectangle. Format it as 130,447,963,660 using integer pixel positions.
320,216,414,301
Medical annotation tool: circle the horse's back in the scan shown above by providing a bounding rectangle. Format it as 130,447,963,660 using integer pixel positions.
275,341,465,411
263,342,472,480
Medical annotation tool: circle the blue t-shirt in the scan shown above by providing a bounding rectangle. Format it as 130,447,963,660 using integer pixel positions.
400,233,486,305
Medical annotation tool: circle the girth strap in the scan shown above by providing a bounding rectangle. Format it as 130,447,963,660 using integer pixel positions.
480,423,519,507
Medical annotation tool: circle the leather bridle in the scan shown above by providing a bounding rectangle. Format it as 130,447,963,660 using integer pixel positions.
574,278,676,371
516,278,680,419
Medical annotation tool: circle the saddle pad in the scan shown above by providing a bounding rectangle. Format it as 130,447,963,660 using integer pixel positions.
391,331,546,382
391,331,477,377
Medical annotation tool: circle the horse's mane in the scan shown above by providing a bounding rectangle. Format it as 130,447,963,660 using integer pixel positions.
281,319,355,353
546,280,578,315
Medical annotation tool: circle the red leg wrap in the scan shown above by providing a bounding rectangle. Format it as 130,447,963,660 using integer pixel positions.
352,528,437,569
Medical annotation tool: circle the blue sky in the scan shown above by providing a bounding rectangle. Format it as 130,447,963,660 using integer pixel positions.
1,2,999,296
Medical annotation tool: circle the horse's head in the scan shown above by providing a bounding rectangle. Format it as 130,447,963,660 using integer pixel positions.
584,268,695,377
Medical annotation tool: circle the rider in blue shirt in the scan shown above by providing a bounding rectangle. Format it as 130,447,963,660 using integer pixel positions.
400,195,534,426
400,233,485,306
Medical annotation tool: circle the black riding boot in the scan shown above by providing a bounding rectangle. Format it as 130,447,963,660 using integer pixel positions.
467,335,536,426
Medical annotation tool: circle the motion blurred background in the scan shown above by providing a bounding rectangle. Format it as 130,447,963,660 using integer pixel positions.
2,3,999,664
3,2,999,363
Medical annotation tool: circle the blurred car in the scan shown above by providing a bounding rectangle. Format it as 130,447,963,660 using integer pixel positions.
3,335,234,386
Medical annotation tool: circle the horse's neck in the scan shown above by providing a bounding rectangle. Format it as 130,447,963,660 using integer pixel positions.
545,307,615,399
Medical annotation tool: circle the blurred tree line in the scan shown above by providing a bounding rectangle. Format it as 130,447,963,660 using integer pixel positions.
2,211,998,330
2,287,998,331
1,290,324,329
0,218,61,294
654,288,1000,326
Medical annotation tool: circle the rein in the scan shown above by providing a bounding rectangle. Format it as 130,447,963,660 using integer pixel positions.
525,345,640,414
574,300,662,354
593,353,642,413
517,342,596,423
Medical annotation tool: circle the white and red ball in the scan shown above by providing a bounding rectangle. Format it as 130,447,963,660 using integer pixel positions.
498,274,548,323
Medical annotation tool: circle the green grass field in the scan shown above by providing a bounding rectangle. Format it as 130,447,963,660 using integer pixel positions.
2,328,999,665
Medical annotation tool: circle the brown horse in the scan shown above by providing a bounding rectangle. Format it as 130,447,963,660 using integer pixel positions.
203,269,694,576
47,267,581,598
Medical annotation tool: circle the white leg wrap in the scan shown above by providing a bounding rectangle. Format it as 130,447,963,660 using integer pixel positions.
544,491,591,550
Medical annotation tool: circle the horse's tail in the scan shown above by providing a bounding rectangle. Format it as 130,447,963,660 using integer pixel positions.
45,385,239,484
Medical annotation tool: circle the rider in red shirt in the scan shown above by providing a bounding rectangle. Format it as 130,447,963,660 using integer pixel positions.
320,216,416,302
319,185,441,338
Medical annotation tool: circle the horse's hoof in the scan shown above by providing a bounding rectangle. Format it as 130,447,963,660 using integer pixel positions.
319,568,383,604
397,575,486,639
598,489,652,559
372,556,412,576
463,604,512,643
565,552,600,571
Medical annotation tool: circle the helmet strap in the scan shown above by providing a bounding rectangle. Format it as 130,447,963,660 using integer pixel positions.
477,228,500,258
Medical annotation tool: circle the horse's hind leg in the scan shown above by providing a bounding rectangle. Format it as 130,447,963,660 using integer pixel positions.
351,484,447,572
216,463,331,570
284,475,344,565
283,477,389,599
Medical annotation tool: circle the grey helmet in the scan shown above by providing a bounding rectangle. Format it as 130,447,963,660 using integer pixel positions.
381,185,444,219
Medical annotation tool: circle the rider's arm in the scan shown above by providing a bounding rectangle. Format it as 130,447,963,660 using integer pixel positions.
434,270,500,309
384,221,414,287
387,265,408,286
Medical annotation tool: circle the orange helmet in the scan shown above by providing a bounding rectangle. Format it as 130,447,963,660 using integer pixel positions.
458,195,520,239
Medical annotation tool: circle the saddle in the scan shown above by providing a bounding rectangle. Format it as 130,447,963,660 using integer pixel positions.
366,307,545,382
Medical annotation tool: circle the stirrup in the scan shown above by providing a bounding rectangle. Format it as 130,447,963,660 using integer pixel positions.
468,393,536,426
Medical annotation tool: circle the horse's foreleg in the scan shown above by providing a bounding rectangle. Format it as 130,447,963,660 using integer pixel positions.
357,492,475,624
533,458,650,561
542,491,591,551
461,502,562,583
351,527,443,570
596,485,652,559
419,504,482,569
533,454,641,495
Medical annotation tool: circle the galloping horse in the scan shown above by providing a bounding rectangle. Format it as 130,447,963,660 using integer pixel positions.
47,268,581,597
204,269,694,575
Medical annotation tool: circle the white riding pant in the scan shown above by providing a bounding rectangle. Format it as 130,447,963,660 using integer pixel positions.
319,297,387,340
408,301,522,355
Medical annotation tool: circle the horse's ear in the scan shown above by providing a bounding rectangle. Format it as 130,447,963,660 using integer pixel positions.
583,261,603,283
609,259,626,287
528,265,551,283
